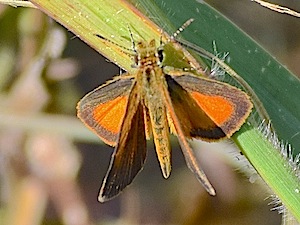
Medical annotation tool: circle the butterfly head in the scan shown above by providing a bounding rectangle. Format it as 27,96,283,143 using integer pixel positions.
134,39,164,68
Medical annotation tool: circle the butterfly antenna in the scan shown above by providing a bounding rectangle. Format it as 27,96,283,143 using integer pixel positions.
159,29,164,46
127,25,137,54
170,18,194,41
94,34,134,55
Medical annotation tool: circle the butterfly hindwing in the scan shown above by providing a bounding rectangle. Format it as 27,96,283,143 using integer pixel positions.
165,74,226,141
168,74,252,140
77,76,134,146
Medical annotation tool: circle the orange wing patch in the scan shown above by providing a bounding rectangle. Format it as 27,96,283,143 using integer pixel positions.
93,96,128,139
191,92,234,126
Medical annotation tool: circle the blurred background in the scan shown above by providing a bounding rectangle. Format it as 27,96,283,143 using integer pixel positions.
0,0,299,224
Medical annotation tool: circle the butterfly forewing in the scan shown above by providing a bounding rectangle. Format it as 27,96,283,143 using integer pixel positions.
77,76,134,146
99,84,147,202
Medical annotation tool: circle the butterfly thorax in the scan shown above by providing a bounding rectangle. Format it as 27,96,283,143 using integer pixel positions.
134,39,165,103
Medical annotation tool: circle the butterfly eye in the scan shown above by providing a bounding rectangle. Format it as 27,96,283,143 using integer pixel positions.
157,49,164,63
134,55,139,66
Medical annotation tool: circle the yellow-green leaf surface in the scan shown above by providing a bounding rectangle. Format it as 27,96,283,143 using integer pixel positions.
29,0,300,220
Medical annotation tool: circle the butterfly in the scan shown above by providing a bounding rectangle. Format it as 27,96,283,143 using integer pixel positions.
77,23,253,202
